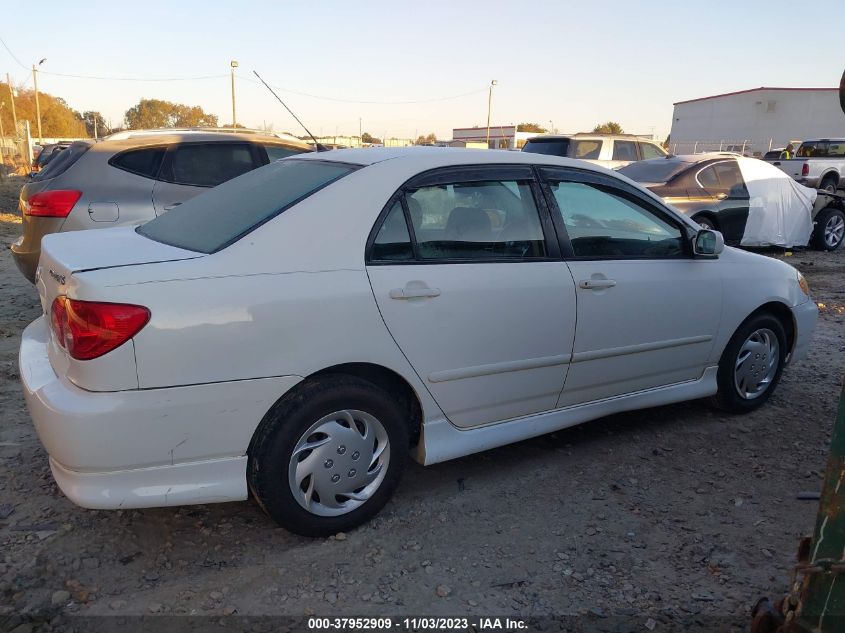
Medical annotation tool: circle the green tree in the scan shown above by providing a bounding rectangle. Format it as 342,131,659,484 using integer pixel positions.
82,111,109,138
361,132,382,144
516,123,548,133
0,80,87,137
415,132,437,145
592,121,624,134
124,98,218,129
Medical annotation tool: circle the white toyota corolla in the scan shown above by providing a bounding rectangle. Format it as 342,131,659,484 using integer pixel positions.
20,148,817,536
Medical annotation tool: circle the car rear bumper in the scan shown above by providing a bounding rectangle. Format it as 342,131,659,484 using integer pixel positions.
789,299,818,364
10,236,39,283
20,316,302,509
798,177,820,188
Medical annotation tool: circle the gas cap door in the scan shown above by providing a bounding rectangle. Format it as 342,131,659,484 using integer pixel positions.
88,202,119,222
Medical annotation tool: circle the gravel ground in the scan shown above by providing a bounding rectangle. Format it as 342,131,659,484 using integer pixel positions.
0,178,843,632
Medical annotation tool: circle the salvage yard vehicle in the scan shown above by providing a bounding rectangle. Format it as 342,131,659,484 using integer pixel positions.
618,154,842,250
767,138,845,193
19,147,817,536
11,129,311,282
521,133,667,168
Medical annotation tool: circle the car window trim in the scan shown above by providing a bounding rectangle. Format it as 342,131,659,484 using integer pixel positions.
158,141,260,188
537,165,694,261
365,164,561,265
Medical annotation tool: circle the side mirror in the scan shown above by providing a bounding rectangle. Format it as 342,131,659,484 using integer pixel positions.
693,228,724,258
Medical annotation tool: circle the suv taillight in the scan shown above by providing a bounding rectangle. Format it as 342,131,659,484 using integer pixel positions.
801,163,810,177
50,297,150,360
25,190,82,218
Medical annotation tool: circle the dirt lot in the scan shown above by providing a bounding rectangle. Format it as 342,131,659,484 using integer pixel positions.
0,177,843,632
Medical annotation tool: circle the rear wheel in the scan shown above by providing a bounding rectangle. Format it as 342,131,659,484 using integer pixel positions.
248,375,408,536
711,313,787,413
811,206,845,251
820,175,838,194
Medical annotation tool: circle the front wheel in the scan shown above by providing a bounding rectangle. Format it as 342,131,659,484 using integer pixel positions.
811,206,845,251
248,375,408,536
711,313,787,413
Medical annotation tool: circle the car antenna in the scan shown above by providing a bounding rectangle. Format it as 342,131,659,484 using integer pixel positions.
253,70,327,152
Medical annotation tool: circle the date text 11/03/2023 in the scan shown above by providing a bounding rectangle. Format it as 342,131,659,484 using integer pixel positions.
307,616,529,630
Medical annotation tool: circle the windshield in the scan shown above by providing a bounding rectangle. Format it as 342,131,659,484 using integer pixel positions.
138,159,359,253
617,159,689,184
522,139,571,156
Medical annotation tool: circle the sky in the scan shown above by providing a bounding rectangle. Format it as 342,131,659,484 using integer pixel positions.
2,0,843,140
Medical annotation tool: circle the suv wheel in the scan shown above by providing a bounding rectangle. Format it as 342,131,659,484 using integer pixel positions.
248,375,408,536
820,175,838,194
711,313,786,413
812,206,845,251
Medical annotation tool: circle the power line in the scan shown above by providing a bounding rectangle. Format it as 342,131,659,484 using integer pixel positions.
239,74,488,105
40,70,229,82
0,35,28,70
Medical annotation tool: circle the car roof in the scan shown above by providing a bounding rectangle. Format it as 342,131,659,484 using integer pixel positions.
90,131,311,152
295,146,619,174
525,133,657,142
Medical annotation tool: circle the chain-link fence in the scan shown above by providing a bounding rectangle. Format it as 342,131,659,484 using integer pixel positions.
668,139,779,157
1,120,32,178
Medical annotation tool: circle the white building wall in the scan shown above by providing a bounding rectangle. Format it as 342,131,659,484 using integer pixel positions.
669,89,844,156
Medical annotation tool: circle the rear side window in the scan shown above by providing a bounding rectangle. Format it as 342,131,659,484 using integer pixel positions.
371,201,413,261
160,142,257,187
137,159,358,253
110,147,165,179
31,142,91,181
262,143,308,162
639,142,666,159
612,141,638,161
572,140,602,159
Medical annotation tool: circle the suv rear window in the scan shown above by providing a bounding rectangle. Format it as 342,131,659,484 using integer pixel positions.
522,139,571,156
31,142,91,181
137,159,358,253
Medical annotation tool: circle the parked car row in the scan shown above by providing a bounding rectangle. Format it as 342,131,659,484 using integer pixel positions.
12,129,311,281
20,147,817,535
521,133,667,169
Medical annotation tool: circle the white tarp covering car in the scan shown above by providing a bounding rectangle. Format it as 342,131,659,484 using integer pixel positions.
737,157,816,248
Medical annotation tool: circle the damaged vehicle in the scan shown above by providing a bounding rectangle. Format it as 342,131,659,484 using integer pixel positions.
618,154,842,251
20,148,817,536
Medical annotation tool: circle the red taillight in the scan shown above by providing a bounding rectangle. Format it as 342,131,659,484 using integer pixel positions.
801,163,810,177
50,297,150,360
25,190,82,218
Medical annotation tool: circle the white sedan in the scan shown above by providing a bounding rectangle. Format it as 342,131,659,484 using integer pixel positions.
20,148,817,536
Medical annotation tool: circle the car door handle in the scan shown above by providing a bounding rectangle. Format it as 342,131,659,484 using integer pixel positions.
389,287,441,299
163,203,182,211
579,279,616,290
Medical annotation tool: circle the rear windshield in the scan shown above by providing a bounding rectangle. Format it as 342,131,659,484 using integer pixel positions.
522,139,571,156
31,142,90,181
137,159,358,253
617,159,689,184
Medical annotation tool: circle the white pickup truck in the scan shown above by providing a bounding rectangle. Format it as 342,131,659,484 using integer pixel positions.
767,139,845,193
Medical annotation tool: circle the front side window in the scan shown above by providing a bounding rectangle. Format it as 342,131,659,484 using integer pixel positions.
639,142,666,160
161,142,257,187
797,142,828,158
612,141,638,161
138,159,358,253
404,180,547,260
549,181,684,259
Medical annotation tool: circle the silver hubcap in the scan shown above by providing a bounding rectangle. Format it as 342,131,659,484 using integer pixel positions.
734,328,779,400
288,410,390,517
824,215,844,248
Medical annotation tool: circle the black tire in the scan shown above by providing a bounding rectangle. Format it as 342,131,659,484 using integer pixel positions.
811,206,845,251
693,214,717,231
820,176,838,194
710,312,787,414
248,375,408,537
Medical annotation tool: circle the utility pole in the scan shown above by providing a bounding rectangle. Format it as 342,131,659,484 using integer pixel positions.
359,117,362,143
33,59,46,143
230,60,239,127
93,116,98,139
485,79,498,148
0,103,5,143
6,74,17,134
